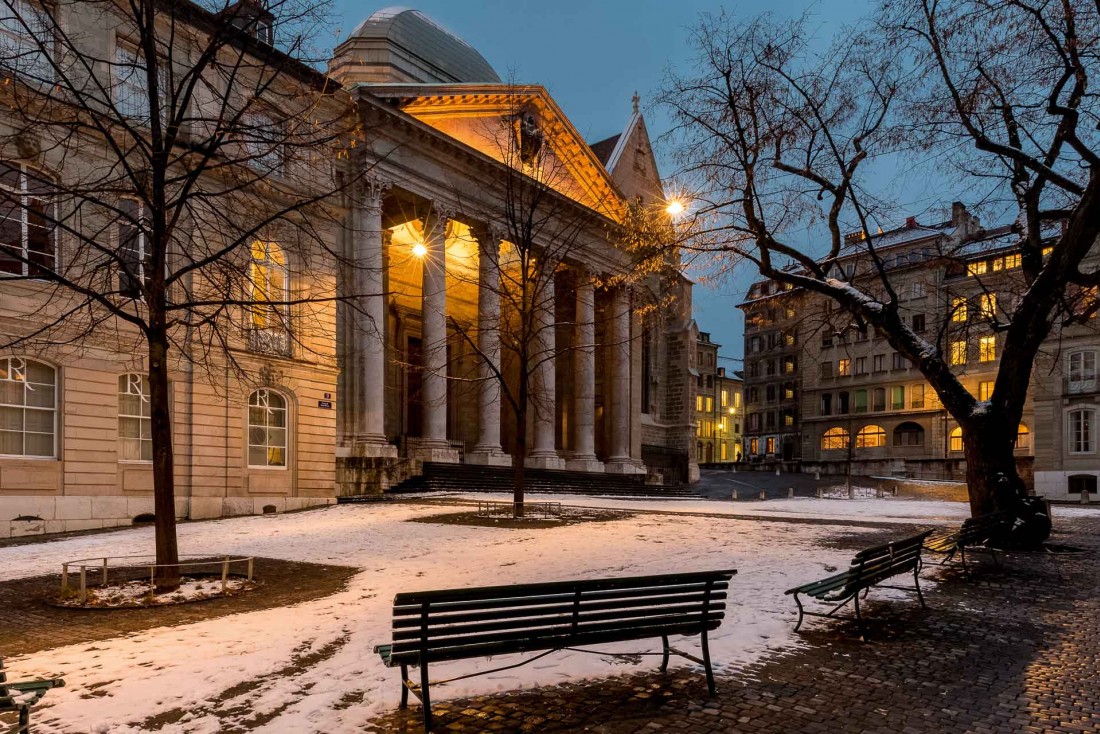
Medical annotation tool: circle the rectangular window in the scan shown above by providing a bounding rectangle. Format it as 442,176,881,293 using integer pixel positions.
980,293,997,319
912,282,926,298
891,386,905,410
951,340,968,366
720,443,727,461
784,413,794,427
838,358,851,376
113,40,165,122
1069,351,1097,384
765,436,776,454
978,380,994,401
118,198,152,297
705,396,713,412
891,352,907,370
784,384,795,400
854,389,868,413
822,334,834,348
821,393,832,416
118,374,152,462
968,261,988,276
695,394,703,412
721,389,728,408
0,162,56,277
820,362,833,378
838,391,850,414
855,357,867,375
991,257,1003,272
952,296,968,322
784,357,796,374
873,388,885,412
1071,409,1095,454
873,354,885,372
0,0,54,82
1004,253,1021,269
912,314,925,333
766,384,776,402
911,384,925,408
979,335,996,363
734,392,742,408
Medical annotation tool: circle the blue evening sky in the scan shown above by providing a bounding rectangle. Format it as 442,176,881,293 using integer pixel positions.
328,1,881,367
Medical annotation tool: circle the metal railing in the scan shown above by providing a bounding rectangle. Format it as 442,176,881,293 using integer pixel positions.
60,554,254,605
475,501,562,519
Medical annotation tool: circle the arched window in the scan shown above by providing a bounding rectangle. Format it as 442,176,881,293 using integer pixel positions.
1015,423,1031,452
855,425,886,448
249,240,288,330
0,356,56,457
821,426,849,450
949,426,963,452
248,389,287,467
118,374,151,462
0,162,56,277
894,421,925,447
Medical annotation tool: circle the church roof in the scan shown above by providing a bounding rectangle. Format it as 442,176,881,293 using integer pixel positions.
588,134,621,166
347,7,501,84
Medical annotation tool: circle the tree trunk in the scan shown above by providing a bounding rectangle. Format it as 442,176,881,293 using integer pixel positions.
148,332,181,591
961,414,1049,548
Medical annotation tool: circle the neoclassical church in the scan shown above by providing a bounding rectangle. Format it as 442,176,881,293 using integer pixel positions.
330,8,697,493
0,5,696,536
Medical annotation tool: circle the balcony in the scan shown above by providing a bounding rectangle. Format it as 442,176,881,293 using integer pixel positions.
1065,377,1098,395
247,328,292,357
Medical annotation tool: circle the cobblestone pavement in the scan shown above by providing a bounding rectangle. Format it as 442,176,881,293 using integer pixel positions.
366,515,1100,734
0,557,357,657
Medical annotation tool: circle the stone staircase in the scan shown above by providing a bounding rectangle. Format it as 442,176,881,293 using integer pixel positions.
349,462,697,499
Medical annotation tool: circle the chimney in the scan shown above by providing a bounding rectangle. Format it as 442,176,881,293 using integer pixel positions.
905,216,918,229
951,202,980,240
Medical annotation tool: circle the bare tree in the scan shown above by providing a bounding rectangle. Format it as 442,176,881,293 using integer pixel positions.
653,2,1100,542
0,0,360,587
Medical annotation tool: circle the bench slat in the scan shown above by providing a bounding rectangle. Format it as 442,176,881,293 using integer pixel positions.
393,570,735,606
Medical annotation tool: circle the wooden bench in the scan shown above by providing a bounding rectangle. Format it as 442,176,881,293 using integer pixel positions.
785,531,932,640
1,658,64,734
374,569,736,731
923,511,1014,577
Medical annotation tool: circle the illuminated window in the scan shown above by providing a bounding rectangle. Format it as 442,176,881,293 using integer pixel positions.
721,390,728,408
978,381,994,401
855,425,886,448
720,443,727,461
765,436,776,454
784,357,796,374
1004,253,1021,269
838,359,851,376
821,427,849,450
979,293,997,319
734,392,742,408
979,335,996,363
1016,423,1031,451
249,240,288,330
248,389,287,467
1042,246,1053,258
783,412,794,427
991,257,1003,272
118,374,152,462
949,426,963,452
705,396,713,413
950,340,968,366
749,438,759,455
951,297,968,322
695,395,703,411
968,261,988,276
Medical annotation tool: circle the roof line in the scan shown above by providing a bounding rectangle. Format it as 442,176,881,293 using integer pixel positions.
604,111,641,173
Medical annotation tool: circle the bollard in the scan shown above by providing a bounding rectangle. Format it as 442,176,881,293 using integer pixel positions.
848,485,854,500
775,467,781,476
788,487,795,499
893,485,900,497
759,490,767,500
876,487,884,499
816,487,823,499
732,488,738,500
1082,490,1090,505
814,470,821,480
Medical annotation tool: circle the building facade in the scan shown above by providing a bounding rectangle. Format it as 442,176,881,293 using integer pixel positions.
0,5,698,537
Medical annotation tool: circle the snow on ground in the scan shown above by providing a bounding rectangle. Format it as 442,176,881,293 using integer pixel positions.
10,494,1093,733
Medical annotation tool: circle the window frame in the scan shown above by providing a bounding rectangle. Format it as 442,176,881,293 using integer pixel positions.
117,372,152,463
0,356,57,459
1069,408,1096,455
0,0,55,83
247,388,289,468
821,426,849,450
855,424,886,448
0,161,57,278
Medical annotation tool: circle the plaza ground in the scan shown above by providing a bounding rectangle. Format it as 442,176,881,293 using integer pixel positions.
2,483,1098,733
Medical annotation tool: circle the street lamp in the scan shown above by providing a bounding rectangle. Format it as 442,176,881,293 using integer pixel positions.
665,199,685,218
412,242,427,258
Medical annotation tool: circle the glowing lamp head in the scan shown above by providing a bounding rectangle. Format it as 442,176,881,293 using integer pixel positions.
412,242,428,258
665,199,685,217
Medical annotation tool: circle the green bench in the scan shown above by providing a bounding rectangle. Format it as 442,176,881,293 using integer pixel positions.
785,530,933,640
923,511,1014,577
375,569,736,732
1,658,64,734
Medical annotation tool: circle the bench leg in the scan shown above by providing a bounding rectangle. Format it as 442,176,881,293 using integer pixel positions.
913,566,926,610
960,546,971,579
399,664,409,709
420,661,432,732
700,629,716,697
20,705,29,734
659,635,670,673
990,546,1003,570
792,593,806,632
854,588,867,642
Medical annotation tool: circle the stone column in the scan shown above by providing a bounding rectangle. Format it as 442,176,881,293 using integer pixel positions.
567,269,603,472
605,285,642,473
348,178,395,457
466,224,511,466
527,273,566,469
416,206,459,463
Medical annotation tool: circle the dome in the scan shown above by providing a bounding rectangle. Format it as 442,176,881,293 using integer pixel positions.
345,7,501,84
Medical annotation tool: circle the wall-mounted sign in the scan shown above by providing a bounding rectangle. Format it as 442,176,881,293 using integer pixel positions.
318,400,333,409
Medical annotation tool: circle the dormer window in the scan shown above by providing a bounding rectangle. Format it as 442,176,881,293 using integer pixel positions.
254,19,273,45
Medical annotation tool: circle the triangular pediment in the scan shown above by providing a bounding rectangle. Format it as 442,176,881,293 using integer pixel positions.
361,84,626,221
601,111,665,206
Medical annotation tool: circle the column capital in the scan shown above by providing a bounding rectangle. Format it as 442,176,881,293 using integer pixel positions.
360,177,390,210
470,220,504,246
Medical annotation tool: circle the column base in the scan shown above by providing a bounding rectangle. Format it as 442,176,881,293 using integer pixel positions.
604,458,645,475
410,440,460,464
566,456,605,473
335,438,398,459
526,453,567,470
466,447,513,467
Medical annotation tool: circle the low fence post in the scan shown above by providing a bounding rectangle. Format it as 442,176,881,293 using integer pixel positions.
61,563,69,594
79,566,87,605
102,557,108,585
221,557,229,593
247,557,254,582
